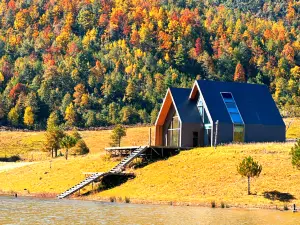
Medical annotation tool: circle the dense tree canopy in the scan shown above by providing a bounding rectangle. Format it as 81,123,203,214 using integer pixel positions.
0,0,299,129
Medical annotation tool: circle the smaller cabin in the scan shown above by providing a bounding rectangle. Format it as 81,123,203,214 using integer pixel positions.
155,80,286,148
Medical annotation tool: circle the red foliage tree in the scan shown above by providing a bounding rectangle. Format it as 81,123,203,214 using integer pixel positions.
9,83,26,99
234,63,246,82
195,37,203,55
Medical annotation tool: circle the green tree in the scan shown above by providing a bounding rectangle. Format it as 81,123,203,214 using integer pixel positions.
84,110,97,127
44,112,65,158
77,7,95,32
71,130,82,141
47,111,61,130
237,156,262,195
8,107,19,126
110,124,126,147
60,93,72,116
151,108,159,124
291,139,300,170
44,127,65,158
60,135,77,160
74,139,89,155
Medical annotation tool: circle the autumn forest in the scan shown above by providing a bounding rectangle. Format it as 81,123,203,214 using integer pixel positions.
0,0,299,129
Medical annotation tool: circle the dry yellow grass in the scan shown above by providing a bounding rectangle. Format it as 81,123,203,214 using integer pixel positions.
0,153,117,194
0,142,299,208
92,142,300,208
0,131,46,160
0,118,297,159
0,126,154,159
284,117,300,139
80,126,154,154
0,120,299,208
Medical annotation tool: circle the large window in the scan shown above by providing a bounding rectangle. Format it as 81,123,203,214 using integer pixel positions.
221,92,243,125
221,92,245,143
167,114,180,147
197,98,210,125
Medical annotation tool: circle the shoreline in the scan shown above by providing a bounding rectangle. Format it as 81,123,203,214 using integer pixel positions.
0,191,294,212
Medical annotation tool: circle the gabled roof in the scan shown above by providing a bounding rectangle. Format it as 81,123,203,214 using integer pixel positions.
170,88,202,123
155,87,201,126
190,80,285,126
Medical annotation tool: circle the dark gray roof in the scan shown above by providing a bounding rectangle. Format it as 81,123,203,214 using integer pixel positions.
169,87,202,123
197,80,285,126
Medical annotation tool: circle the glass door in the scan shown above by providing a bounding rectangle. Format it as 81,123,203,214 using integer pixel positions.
167,114,180,147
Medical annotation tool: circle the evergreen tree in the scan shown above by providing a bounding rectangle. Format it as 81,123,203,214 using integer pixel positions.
60,135,77,160
8,107,19,126
237,156,262,195
61,93,72,116
110,124,126,147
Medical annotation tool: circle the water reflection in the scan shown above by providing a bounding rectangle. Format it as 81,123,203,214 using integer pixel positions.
0,196,299,225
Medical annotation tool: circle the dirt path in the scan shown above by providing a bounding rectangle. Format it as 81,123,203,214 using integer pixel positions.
0,162,36,172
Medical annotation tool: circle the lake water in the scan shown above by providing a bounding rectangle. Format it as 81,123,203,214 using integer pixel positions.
0,196,299,225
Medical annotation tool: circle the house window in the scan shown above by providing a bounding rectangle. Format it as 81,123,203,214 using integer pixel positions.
221,92,245,143
167,114,180,147
233,124,245,143
197,98,210,125
197,99,203,117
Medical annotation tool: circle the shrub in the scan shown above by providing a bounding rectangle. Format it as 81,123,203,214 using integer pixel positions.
109,196,116,202
291,139,300,169
74,140,89,155
125,196,130,203
221,202,225,208
211,201,216,208
284,204,289,210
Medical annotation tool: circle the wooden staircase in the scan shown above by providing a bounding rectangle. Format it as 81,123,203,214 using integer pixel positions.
57,146,147,199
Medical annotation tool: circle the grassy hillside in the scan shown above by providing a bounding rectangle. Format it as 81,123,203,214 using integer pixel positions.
92,142,300,208
0,153,117,195
0,126,154,159
0,117,298,160
285,118,300,139
0,119,299,208
1,142,299,208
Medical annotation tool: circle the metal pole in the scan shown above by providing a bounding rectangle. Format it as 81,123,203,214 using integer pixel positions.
214,120,219,149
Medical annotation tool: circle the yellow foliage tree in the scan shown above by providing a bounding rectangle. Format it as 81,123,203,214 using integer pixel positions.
0,72,4,82
24,106,34,127
14,11,26,30
290,66,300,79
65,103,76,126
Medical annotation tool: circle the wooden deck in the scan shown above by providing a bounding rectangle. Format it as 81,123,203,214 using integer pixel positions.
105,145,191,158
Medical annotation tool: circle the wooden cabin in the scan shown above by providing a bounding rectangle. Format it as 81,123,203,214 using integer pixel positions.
155,80,286,148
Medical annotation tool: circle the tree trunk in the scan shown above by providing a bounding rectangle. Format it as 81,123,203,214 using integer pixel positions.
65,148,68,160
248,176,251,195
54,149,57,157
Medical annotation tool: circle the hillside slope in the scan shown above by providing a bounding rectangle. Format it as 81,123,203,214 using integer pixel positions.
92,142,300,208
1,142,299,209
0,0,299,129
0,126,154,158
